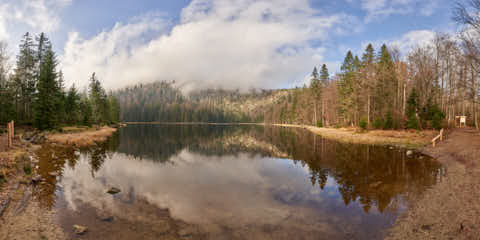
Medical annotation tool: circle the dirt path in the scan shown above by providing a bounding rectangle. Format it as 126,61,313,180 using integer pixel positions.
387,128,480,240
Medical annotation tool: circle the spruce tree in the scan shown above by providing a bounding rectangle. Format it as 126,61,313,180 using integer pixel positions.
14,32,36,122
80,96,93,126
0,71,15,125
361,44,375,127
108,94,120,123
320,64,329,86
338,51,355,124
375,44,397,126
89,73,108,124
406,89,420,130
55,71,66,124
34,46,58,130
0,42,15,124
66,84,80,124
310,67,322,126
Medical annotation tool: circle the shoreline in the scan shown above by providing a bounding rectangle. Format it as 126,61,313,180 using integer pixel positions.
0,126,119,240
386,128,480,240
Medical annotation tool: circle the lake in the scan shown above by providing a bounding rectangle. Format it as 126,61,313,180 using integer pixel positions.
33,124,444,240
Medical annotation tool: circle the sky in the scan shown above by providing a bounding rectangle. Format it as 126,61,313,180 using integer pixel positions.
0,0,460,91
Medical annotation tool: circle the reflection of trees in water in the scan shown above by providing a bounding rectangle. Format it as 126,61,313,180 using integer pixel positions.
116,125,444,214
36,125,444,214
115,125,271,162
253,127,445,214
34,138,120,209
35,146,79,209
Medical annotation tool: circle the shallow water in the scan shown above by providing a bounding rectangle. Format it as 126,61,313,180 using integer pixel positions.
33,125,444,239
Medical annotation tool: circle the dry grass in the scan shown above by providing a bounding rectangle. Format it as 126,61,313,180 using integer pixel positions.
47,126,117,148
271,124,437,148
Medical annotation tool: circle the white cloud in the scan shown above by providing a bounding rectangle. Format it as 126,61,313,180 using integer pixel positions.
0,0,71,45
359,0,440,22
0,4,10,41
390,30,436,52
354,29,436,59
61,0,358,91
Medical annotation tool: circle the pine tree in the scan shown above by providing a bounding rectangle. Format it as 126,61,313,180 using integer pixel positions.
34,46,58,130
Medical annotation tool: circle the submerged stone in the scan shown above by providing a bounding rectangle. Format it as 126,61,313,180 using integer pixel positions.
97,211,114,222
73,224,88,235
31,175,43,184
107,187,121,194
406,150,414,157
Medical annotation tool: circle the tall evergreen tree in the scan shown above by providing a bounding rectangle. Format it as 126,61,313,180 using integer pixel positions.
65,84,80,124
89,73,109,124
108,93,121,124
361,44,376,126
55,71,66,123
406,88,420,129
0,42,15,124
338,51,355,124
34,46,58,130
14,32,36,122
320,64,329,86
375,44,397,127
79,96,93,126
310,67,322,126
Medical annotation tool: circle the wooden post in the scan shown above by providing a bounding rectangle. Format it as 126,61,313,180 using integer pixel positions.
7,122,11,148
7,122,10,148
7,121,14,148
432,129,444,148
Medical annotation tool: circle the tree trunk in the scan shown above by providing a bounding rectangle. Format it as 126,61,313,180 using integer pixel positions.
367,94,371,127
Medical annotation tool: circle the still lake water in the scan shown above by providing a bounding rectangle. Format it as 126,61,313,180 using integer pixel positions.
34,125,444,240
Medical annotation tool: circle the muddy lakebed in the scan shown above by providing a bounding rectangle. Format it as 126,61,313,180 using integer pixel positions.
31,125,444,240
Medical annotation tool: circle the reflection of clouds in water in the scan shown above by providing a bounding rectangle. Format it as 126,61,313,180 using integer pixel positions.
60,150,351,233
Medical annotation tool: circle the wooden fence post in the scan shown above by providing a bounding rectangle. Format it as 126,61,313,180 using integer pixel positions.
7,121,14,148
7,122,11,148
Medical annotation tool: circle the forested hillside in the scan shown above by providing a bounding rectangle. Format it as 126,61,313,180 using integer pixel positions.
0,33,120,129
115,81,283,123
